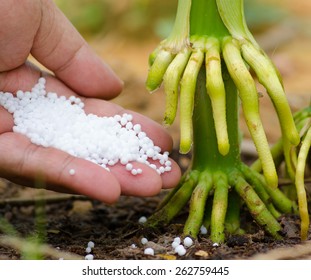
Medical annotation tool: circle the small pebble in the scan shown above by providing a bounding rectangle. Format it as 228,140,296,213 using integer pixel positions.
85,254,94,260
87,241,95,248
144,248,155,256
213,242,219,247
183,237,193,248
130,244,137,249
141,237,148,245
138,216,147,224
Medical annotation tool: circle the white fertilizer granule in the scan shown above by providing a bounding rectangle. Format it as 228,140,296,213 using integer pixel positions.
171,241,180,249
87,241,95,248
0,78,172,175
173,237,181,244
85,254,94,260
144,248,154,256
141,237,148,245
200,225,208,235
69,169,76,175
183,237,193,247
138,216,147,224
174,244,186,256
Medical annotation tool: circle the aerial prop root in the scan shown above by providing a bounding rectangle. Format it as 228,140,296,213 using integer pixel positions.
295,125,311,240
222,37,278,189
146,165,284,243
205,38,229,156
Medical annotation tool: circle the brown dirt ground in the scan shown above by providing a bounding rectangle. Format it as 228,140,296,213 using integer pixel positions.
0,1,311,260
0,155,310,260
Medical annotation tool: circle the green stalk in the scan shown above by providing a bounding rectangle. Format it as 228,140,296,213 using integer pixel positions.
164,0,192,52
191,64,240,172
146,0,192,91
190,0,229,38
216,0,257,45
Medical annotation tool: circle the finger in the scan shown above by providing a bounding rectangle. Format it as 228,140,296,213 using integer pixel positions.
0,62,41,94
109,158,181,197
109,163,162,197
0,107,13,134
0,0,41,71
31,0,123,99
0,133,121,204
159,159,181,189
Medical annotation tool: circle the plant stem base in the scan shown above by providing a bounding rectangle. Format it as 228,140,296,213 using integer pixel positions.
146,68,294,243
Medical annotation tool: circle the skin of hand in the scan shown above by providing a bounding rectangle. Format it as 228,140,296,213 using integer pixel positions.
0,0,181,204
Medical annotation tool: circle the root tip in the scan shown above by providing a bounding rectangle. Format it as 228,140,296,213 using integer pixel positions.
219,142,230,156
179,142,192,154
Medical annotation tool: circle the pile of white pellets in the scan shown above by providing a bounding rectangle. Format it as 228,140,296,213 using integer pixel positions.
137,216,212,257
139,236,193,257
0,78,172,175
85,241,95,260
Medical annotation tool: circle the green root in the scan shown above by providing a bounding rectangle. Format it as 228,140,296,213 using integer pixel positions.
146,164,286,243
251,107,311,240
296,125,311,240
145,68,296,243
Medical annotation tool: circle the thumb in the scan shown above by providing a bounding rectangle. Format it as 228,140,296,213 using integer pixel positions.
31,0,123,99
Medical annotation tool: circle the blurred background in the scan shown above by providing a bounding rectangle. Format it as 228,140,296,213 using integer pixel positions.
54,0,311,146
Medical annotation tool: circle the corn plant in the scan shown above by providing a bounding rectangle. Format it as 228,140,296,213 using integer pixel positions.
145,0,310,243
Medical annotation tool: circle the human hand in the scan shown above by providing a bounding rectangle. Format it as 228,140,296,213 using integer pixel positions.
0,0,181,203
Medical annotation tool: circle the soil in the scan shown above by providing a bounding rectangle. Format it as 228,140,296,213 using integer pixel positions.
0,0,311,260
0,151,310,260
